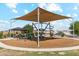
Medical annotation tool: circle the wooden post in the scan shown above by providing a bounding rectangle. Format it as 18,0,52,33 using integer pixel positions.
37,8,40,47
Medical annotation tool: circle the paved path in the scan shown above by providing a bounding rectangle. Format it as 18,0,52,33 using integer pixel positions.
0,37,79,51
0,42,79,51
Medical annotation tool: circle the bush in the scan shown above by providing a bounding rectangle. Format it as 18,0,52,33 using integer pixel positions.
57,31,65,37
0,32,3,39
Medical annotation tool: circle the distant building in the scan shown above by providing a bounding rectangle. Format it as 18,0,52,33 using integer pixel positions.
2,27,28,38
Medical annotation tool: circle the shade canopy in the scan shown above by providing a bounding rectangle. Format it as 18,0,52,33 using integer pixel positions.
15,7,71,22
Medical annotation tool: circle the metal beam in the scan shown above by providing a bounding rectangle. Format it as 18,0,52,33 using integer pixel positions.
49,22,51,37
32,23,38,30
44,23,50,31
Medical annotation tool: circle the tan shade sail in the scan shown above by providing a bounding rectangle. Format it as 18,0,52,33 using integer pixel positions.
14,7,71,22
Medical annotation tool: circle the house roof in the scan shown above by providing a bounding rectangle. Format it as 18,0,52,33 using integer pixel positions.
11,27,27,31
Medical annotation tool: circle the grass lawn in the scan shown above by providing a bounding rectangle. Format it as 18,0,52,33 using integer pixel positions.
0,48,79,56
21,50,79,56
1,38,79,56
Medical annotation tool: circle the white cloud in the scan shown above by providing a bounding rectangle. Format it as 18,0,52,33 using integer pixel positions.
46,3,63,12
73,13,78,17
66,14,71,17
66,13,78,17
76,3,79,6
0,20,9,24
24,9,29,14
64,19,72,24
74,6,78,10
38,3,47,8
31,4,35,7
5,3,18,13
5,3,17,9
12,9,18,13
50,21,57,26
38,3,63,12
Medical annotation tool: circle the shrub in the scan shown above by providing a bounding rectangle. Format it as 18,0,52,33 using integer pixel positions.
0,32,3,39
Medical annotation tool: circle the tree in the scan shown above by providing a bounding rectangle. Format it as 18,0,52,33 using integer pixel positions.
69,21,79,35
56,31,65,37
23,24,34,39
23,24,33,33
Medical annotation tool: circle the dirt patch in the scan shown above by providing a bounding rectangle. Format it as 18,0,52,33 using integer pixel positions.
1,38,79,48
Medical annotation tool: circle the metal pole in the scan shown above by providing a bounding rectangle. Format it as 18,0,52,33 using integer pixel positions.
10,20,12,38
41,23,42,37
37,8,40,47
72,18,75,38
49,22,51,37
32,22,34,39
41,23,42,30
9,20,16,38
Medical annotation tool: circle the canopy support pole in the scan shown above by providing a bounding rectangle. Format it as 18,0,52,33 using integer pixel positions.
37,7,40,48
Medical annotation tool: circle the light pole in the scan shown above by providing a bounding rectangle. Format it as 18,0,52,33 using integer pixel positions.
72,18,75,38
66,18,75,38
9,19,16,38
0,22,7,38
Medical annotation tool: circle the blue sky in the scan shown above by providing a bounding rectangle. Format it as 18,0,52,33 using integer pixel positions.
0,3,79,31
